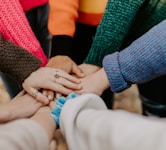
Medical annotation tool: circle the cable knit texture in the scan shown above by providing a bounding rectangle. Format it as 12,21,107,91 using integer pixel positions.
0,0,47,66
103,20,166,92
84,0,166,67
19,0,48,11
0,36,41,86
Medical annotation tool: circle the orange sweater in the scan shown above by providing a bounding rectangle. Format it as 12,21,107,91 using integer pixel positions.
48,0,107,37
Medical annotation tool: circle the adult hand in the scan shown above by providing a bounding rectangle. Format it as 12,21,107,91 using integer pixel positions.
79,64,101,76
46,56,84,99
75,68,110,96
46,55,84,78
22,67,82,104
0,91,42,123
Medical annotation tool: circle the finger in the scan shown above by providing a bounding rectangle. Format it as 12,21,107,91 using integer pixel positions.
24,86,50,105
55,92,62,99
54,77,82,90
72,63,85,78
42,89,48,96
43,89,54,101
14,90,25,98
49,101,56,110
56,70,81,83
33,91,50,105
22,82,31,94
47,90,54,101
48,82,73,95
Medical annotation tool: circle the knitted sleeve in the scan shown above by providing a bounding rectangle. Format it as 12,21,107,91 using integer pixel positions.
19,0,48,11
84,0,145,67
0,36,41,86
0,0,47,66
103,20,166,92
48,0,79,57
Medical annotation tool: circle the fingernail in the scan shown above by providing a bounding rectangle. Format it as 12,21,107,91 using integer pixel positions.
48,95,52,100
56,94,61,99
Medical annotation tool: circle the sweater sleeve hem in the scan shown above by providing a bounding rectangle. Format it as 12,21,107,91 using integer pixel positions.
103,52,131,92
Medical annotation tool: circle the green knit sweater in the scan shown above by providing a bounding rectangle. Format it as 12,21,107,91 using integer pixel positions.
84,0,166,67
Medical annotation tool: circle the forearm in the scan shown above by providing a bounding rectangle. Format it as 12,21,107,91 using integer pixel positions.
31,107,56,141
103,20,166,92
84,0,145,66
0,119,49,150
60,93,166,150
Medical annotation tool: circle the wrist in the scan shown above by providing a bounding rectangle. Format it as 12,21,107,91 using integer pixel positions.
31,108,56,141
97,68,110,91
0,105,12,122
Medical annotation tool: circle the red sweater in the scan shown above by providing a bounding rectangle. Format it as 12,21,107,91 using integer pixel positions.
19,0,48,11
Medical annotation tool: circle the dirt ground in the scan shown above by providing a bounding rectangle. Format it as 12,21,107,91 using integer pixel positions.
0,78,142,150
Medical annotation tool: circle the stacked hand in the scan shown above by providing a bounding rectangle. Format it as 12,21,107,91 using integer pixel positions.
22,67,82,104
0,91,42,123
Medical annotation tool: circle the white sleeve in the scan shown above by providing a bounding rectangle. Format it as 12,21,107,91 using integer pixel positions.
60,93,166,150
0,119,49,150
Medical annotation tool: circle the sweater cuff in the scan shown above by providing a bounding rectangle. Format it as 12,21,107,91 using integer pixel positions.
51,35,73,57
103,52,131,92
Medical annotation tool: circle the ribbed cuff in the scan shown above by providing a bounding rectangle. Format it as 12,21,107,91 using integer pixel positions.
103,52,130,92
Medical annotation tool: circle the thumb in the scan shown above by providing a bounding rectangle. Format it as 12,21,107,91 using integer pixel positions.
72,63,84,78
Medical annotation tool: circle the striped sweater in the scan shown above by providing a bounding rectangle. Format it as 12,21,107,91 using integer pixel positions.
48,0,108,57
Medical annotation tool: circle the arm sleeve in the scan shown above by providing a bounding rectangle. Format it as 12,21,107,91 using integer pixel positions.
0,36,41,85
0,119,49,150
0,0,47,66
48,0,79,37
48,0,79,57
60,93,166,150
84,0,145,66
103,20,166,92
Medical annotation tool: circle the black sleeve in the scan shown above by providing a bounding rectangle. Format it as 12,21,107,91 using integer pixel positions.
51,35,73,58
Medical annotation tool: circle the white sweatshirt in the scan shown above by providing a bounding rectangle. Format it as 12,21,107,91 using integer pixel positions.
0,119,49,150
60,94,166,150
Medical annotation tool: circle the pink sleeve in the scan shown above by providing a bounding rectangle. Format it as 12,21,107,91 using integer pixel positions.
0,0,47,66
